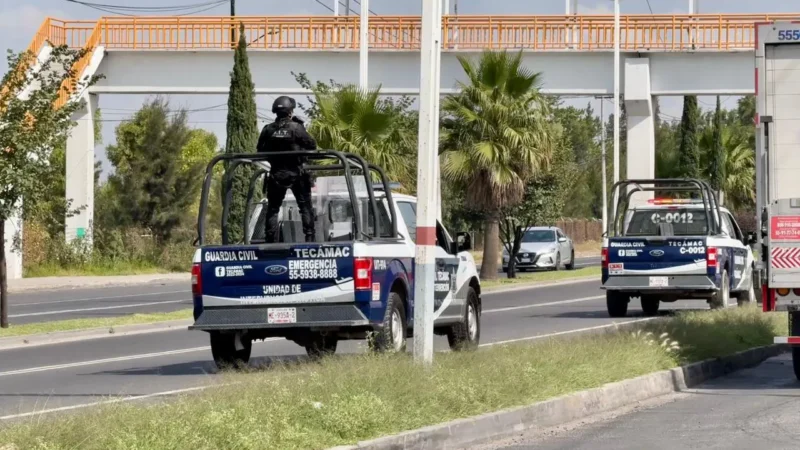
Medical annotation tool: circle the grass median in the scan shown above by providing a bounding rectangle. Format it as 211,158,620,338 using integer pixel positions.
482,266,599,290
0,306,785,450
0,309,193,339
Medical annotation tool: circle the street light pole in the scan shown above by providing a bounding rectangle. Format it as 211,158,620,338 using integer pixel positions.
597,97,608,231
613,0,620,189
413,0,443,366
359,0,369,89
230,0,236,46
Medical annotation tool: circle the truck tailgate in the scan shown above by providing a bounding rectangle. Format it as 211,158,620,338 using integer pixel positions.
607,237,708,276
198,243,355,307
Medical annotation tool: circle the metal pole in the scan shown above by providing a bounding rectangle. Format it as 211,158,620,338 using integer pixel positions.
413,0,442,366
613,0,620,188
230,0,236,46
359,0,369,90
434,2,443,222
444,0,449,15
345,0,350,15
598,97,608,231
334,0,339,16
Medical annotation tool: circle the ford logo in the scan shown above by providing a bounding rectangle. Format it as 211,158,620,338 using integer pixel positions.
265,265,288,275
649,250,665,257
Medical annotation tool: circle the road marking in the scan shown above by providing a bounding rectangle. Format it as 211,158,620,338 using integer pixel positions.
0,385,215,421
9,300,189,318
482,278,598,296
0,338,282,378
480,318,659,347
14,290,188,307
483,295,604,314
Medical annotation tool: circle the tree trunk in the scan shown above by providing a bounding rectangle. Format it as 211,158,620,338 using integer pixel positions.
507,230,522,279
0,218,7,328
480,218,500,280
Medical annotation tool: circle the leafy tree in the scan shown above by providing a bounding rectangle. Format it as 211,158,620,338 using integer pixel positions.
677,95,700,179
104,97,204,242
553,102,601,218
292,73,418,189
223,23,259,243
440,50,555,280
180,129,221,220
708,96,725,195
500,133,574,278
0,44,100,327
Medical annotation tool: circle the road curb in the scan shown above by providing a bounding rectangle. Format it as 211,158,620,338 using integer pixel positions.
333,344,788,450
8,274,190,294
0,319,193,351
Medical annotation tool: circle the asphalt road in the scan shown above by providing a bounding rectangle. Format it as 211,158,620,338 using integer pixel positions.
8,256,601,324
478,353,800,450
0,278,705,420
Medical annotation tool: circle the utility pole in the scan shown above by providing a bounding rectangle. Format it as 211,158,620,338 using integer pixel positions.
414,0,443,366
345,0,350,15
596,96,608,231
613,0,620,189
359,0,369,89
334,0,339,16
230,0,236,46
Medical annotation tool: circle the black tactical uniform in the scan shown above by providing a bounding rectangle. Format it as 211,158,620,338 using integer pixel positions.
257,96,318,243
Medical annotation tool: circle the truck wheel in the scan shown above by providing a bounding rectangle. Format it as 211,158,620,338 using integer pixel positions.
210,332,252,370
641,295,660,316
305,334,338,360
606,291,629,318
565,250,575,270
371,291,407,353
710,270,731,309
447,287,481,351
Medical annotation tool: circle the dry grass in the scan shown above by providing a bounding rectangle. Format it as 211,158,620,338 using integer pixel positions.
0,309,193,338
0,306,783,450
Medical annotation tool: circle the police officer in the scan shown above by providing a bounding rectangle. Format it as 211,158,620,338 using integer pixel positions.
257,96,318,243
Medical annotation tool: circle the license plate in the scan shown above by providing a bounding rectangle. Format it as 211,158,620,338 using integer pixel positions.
520,258,531,263
649,276,668,287
267,307,296,324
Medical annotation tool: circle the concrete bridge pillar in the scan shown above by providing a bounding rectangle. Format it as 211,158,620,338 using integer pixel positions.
65,93,98,244
3,210,23,280
624,57,656,207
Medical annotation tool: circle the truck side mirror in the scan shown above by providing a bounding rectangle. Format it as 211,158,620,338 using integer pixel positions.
456,232,473,252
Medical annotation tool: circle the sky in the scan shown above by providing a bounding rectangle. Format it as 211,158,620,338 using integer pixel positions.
1,0,797,177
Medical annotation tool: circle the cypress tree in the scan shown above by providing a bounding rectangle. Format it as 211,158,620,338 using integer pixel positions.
224,23,259,243
709,96,725,195
677,95,700,179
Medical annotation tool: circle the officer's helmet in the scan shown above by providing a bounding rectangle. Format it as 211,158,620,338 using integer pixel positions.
272,96,296,117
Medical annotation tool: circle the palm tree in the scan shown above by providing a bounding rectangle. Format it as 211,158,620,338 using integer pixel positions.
440,50,555,280
699,127,755,211
306,85,417,188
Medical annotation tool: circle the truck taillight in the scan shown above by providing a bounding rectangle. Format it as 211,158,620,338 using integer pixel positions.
191,263,202,296
354,258,372,291
706,247,718,270
601,248,608,268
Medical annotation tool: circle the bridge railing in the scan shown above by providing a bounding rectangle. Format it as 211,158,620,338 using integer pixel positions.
27,14,799,52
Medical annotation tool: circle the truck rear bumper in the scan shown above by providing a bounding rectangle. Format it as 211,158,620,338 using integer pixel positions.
602,274,716,293
189,304,370,331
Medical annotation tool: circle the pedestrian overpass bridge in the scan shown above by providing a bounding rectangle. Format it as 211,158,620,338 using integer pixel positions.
5,13,796,279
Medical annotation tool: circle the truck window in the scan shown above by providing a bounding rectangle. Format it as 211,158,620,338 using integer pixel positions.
365,199,393,238
625,208,709,236
722,212,742,240
397,201,417,242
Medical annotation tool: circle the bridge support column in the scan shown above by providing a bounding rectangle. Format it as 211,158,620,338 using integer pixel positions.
624,57,655,207
3,209,22,280
65,94,97,245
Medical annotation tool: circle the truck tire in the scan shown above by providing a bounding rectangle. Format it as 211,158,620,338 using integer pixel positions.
210,332,252,370
371,291,407,353
641,295,660,316
710,270,731,310
606,291,629,318
447,287,481,351
565,250,576,270
305,333,338,360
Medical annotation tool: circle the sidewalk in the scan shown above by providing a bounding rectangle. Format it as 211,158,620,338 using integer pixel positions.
7,273,190,293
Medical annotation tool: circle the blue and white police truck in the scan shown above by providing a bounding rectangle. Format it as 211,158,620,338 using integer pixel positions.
601,178,756,317
189,151,482,368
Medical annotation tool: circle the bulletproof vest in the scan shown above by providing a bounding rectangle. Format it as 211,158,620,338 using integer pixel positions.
264,118,305,172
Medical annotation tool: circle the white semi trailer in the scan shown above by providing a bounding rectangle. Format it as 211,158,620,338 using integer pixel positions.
756,21,800,379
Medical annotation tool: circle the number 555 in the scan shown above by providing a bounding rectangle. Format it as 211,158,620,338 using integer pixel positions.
778,30,800,40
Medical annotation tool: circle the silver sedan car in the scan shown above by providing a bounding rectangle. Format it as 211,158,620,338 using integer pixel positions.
502,226,575,272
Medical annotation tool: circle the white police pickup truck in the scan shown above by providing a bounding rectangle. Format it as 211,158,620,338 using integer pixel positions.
602,179,756,317
189,151,482,368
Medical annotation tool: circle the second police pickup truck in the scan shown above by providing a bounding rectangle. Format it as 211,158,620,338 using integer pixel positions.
602,179,756,317
189,151,482,369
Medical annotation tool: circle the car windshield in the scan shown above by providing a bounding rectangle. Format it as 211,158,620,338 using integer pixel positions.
521,230,555,242
625,208,709,236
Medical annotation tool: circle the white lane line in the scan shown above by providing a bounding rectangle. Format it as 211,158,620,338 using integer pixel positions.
0,338,282,378
0,385,216,421
14,291,188,307
9,300,189,318
483,295,604,314
480,318,659,347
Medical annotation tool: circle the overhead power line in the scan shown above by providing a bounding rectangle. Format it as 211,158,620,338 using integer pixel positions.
65,0,228,15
